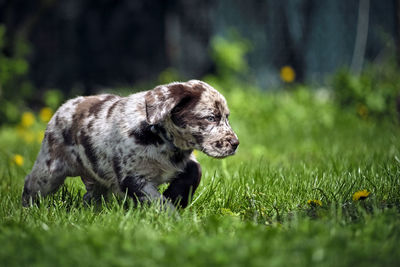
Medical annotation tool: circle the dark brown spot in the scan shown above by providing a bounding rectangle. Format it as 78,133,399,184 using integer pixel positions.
146,83,205,126
192,134,204,145
169,84,205,128
129,121,164,146
55,115,61,127
79,131,98,173
106,100,120,119
70,96,116,142
214,140,223,149
70,98,96,140
46,132,67,161
195,119,211,131
88,95,116,117
214,100,223,111
47,132,56,147
62,128,74,145
213,101,224,123
155,89,166,102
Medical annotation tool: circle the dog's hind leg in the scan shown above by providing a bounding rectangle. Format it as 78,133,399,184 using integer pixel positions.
22,161,68,206
22,133,74,206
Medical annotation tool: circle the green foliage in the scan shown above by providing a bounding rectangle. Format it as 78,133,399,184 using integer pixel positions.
0,24,34,124
1,86,400,266
222,86,336,161
205,30,252,91
332,61,400,122
157,67,182,84
43,89,64,110
211,31,250,76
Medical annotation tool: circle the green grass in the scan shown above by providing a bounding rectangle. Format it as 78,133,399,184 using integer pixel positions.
1,87,400,266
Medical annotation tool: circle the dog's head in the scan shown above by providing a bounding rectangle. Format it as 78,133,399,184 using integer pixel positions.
145,80,239,158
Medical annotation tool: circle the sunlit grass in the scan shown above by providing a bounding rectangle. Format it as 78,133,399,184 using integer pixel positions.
1,88,400,266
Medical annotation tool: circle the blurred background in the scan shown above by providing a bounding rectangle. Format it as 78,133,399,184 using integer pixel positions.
0,0,399,126
2,2,400,265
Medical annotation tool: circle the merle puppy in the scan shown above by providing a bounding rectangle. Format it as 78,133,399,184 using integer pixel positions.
22,80,239,209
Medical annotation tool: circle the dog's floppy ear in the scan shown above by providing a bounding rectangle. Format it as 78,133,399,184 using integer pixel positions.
145,82,203,125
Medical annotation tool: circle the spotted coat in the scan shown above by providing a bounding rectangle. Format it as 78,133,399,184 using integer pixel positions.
22,80,239,209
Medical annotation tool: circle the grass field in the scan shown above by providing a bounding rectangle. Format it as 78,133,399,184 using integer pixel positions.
1,87,400,266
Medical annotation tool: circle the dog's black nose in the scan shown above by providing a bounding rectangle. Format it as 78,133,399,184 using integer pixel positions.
228,138,240,150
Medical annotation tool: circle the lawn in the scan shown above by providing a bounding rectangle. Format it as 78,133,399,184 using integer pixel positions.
1,87,399,267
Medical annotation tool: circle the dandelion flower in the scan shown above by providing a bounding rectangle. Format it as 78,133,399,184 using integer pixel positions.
39,107,53,122
220,208,239,217
13,154,24,166
352,190,370,201
280,66,296,83
357,104,368,120
21,112,35,128
307,199,322,207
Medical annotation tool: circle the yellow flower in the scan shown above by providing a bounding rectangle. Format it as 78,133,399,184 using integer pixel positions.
307,199,322,207
280,66,296,83
21,112,35,128
357,104,368,120
39,107,53,122
13,154,24,166
220,208,239,217
37,130,45,143
193,150,198,157
352,190,370,201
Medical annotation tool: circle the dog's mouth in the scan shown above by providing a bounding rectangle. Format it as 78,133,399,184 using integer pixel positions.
198,136,239,159
201,146,238,159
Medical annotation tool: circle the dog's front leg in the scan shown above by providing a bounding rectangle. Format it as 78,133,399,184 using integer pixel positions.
163,160,202,208
119,175,175,211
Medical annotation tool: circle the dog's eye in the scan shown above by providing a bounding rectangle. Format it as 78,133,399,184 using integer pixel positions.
206,116,216,122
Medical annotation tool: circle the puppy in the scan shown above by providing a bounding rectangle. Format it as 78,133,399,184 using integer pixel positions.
22,80,239,209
